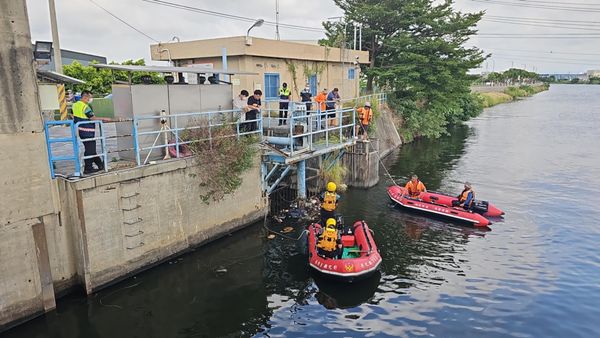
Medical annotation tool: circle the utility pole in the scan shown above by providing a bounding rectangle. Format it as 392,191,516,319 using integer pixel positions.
275,0,280,40
48,0,63,73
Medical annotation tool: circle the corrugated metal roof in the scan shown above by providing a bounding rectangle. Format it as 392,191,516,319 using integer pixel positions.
37,70,86,84
92,64,256,75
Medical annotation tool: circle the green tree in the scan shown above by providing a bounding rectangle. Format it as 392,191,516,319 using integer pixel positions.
63,59,165,95
322,0,487,138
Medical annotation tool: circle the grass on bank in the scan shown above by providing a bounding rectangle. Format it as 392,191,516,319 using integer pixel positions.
479,84,549,108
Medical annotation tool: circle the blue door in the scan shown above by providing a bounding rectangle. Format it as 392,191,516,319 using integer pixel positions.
309,74,317,97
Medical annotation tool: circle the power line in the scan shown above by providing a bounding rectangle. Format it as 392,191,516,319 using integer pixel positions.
142,0,325,33
470,0,600,12
481,18,600,32
89,0,159,42
482,47,600,57
486,15,600,26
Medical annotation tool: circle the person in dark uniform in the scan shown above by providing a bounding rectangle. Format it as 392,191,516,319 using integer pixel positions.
72,91,111,174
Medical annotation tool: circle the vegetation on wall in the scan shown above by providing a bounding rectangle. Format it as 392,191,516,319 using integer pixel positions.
63,59,165,95
320,152,348,192
182,120,257,203
284,60,299,96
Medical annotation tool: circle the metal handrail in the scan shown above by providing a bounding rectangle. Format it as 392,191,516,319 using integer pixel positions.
132,109,262,166
74,120,109,174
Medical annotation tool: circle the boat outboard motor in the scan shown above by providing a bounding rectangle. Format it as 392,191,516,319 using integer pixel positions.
472,200,489,214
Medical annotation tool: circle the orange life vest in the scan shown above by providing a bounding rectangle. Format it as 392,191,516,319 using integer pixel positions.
358,107,373,125
317,224,338,252
322,191,337,211
405,180,426,197
459,188,475,206
315,92,327,111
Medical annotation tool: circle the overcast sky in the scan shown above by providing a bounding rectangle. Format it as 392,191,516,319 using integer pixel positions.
26,0,600,74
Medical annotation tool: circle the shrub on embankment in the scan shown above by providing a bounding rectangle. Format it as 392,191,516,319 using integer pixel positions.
182,121,258,203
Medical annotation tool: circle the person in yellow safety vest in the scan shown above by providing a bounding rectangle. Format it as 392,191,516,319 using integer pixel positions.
320,182,341,226
453,182,475,210
405,175,427,198
72,90,112,174
355,102,374,140
278,82,292,126
317,218,342,258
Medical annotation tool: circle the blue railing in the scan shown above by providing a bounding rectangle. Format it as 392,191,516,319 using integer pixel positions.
45,120,80,178
44,120,108,178
132,109,262,166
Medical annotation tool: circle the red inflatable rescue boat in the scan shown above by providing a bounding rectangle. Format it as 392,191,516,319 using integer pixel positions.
308,221,382,282
387,186,504,227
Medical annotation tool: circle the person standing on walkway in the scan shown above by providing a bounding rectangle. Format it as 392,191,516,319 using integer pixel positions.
315,88,327,115
278,82,291,125
326,88,340,126
245,89,262,132
356,102,373,140
300,84,312,113
72,90,111,174
233,90,249,122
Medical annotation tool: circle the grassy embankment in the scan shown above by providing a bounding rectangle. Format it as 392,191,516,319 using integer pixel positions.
478,84,549,108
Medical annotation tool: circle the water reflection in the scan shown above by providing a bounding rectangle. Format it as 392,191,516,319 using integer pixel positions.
5,85,600,338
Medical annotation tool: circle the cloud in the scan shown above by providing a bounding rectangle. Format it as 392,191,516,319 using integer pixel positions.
26,0,600,73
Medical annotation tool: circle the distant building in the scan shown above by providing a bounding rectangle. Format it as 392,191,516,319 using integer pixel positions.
539,73,587,81
586,70,600,79
34,41,107,71
149,36,369,101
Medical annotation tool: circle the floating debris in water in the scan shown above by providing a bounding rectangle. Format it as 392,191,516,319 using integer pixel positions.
345,314,360,320
267,234,276,240
282,226,294,233
272,216,284,223
215,266,228,274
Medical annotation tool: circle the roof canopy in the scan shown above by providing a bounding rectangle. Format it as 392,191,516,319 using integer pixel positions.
37,70,86,84
92,64,256,75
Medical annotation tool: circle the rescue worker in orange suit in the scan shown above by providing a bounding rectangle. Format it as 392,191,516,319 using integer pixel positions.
453,182,475,210
315,88,328,116
356,102,374,140
320,182,341,227
405,175,427,198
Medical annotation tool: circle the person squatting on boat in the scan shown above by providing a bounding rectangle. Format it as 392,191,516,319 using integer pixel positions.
404,175,427,198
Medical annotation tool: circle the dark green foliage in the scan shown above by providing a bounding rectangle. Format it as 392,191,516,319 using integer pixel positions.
63,59,165,95
322,0,486,139
182,120,257,203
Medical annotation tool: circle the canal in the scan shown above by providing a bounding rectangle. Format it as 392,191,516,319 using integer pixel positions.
3,84,600,337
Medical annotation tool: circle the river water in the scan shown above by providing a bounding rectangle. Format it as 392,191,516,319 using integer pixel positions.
4,84,600,337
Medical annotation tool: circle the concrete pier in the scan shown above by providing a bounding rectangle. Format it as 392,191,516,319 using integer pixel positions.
0,0,60,329
343,107,402,188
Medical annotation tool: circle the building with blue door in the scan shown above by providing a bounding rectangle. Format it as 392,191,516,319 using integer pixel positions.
150,36,369,103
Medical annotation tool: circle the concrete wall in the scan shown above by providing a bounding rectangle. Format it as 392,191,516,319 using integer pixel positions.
180,55,361,104
0,0,61,330
57,156,267,293
150,36,369,65
343,106,402,188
